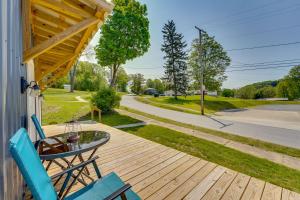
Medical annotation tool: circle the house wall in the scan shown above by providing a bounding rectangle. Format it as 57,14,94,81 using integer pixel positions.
0,0,27,199
26,60,39,141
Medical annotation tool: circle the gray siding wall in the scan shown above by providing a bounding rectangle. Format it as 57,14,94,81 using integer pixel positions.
0,0,27,199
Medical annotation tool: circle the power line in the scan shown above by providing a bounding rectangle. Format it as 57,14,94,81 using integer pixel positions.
226,41,300,51
229,62,300,69
230,58,300,67
226,64,294,72
124,58,300,70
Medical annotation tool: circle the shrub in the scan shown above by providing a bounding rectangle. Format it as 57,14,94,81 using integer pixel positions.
221,88,235,97
50,76,68,89
255,86,276,99
91,87,121,113
236,85,256,99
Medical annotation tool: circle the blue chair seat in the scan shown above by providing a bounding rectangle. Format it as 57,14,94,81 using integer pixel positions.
65,172,140,200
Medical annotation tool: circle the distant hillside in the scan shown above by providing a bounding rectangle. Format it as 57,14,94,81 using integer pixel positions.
241,80,280,89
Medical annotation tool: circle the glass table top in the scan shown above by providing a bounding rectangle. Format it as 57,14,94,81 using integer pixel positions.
38,130,110,160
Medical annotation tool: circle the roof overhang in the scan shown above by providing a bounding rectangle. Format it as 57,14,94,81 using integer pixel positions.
22,0,114,89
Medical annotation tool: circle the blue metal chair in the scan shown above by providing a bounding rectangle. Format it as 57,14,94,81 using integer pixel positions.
31,114,46,139
9,128,141,200
31,114,66,151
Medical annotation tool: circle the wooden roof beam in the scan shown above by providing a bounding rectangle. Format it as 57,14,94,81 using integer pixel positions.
61,25,96,75
44,25,96,85
36,54,75,81
34,20,81,41
63,0,95,17
86,0,114,12
34,27,78,47
24,17,100,63
32,4,79,25
32,9,72,29
32,0,87,20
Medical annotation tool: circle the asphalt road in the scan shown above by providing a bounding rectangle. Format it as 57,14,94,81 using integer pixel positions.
254,104,300,111
121,95,300,149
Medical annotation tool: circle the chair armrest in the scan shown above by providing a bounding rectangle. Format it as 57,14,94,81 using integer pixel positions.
104,184,132,200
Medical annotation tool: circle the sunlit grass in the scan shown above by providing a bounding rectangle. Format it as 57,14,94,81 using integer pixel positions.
42,88,139,126
137,95,299,114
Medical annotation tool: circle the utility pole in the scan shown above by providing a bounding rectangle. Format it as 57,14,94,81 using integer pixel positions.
195,26,205,115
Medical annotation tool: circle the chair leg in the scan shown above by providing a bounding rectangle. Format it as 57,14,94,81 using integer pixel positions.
45,160,53,171
78,154,90,175
120,193,128,200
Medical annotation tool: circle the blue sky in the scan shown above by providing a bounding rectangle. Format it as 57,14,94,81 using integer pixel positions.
90,0,300,89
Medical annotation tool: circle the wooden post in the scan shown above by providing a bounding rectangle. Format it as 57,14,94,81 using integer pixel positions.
98,109,101,122
91,106,101,122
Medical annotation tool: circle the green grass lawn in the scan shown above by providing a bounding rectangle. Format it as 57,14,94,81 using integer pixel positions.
120,106,300,159
42,89,92,125
123,124,300,193
137,95,300,114
42,88,140,126
80,111,142,127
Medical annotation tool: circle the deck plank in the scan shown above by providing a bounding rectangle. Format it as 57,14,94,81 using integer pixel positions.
129,152,187,186
282,188,300,200
183,165,225,200
146,160,208,200
138,157,200,199
201,169,237,200
241,177,265,200
132,155,192,192
261,183,282,200
167,162,219,200
121,149,180,181
221,173,250,200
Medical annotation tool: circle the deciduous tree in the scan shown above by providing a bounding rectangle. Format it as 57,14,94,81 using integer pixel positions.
95,0,150,88
277,66,300,100
130,73,145,95
116,67,129,92
188,33,230,91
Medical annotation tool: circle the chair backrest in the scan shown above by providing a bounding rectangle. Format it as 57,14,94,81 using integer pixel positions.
9,128,57,200
31,114,46,139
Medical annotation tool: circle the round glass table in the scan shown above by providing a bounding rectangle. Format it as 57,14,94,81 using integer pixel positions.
38,130,110,160
37,130,110,185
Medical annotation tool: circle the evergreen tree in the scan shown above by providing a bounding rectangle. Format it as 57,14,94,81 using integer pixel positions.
161,20,188,99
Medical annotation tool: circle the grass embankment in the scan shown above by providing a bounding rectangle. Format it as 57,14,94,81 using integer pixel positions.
43,88,139,126
136,95,300,114
120,106,300,158
124,124,300,193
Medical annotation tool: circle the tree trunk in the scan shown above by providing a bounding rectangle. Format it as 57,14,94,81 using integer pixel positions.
70,60,79,93
109,64,119,88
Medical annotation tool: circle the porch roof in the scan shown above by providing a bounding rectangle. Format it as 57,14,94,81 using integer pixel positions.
22,0,114,89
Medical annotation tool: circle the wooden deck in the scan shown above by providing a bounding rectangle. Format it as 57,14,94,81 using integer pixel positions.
43,122,300,200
